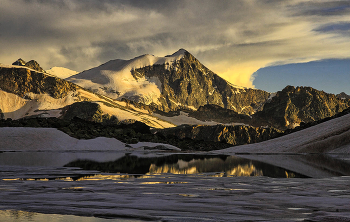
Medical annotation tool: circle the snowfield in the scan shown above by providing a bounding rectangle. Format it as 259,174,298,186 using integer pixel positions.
214,112,350,154
46,67,78,79
153,111,245,126
0,127,180,152
0,87,175,129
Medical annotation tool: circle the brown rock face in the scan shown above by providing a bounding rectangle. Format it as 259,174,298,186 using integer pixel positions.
188,104,251,124
337,92,350,100
132,51,270,115
24,60,44,72
0,67,78,99
12,58,26,66
253,86,350,129
158,124,281,146
61,101,113,123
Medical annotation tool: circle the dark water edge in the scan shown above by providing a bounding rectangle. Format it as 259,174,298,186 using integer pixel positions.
0,151,312,179
64,154,309,178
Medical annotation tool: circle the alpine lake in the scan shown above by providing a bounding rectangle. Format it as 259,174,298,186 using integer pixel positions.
1,150,350,221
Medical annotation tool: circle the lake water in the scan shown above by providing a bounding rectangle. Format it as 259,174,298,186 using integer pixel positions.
1,151,350,221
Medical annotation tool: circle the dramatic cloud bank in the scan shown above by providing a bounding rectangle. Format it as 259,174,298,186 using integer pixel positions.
1,0,350,87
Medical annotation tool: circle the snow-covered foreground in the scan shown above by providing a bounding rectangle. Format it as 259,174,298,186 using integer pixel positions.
215,113,350,154
0,127,180,152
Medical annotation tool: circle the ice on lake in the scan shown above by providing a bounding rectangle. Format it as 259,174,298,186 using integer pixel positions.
1,151,350,221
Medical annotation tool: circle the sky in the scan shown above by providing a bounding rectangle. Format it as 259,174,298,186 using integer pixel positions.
0,0,349,94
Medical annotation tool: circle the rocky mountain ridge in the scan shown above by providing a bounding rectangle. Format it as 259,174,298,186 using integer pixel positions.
337,92,350,100
12,58,45,72
131,50,270,115
0,64,175,128
0,66,77,99
252,85,350,129
157,124,282,146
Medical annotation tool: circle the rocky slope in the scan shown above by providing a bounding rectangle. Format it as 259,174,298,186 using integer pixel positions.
131,50,270,114
0,64,175,128
0,66,77,99
12,58,45,72
157,124,281,146
187,104,251,124
252,86,350,129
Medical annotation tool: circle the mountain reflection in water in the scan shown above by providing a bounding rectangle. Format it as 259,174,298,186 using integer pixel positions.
65,154,307,178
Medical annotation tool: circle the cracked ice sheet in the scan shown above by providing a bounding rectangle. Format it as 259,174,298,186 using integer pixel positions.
1,169,350,221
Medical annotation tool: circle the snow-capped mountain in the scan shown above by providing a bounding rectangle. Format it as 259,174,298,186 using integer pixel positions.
67,49,187,105
67,49,270,115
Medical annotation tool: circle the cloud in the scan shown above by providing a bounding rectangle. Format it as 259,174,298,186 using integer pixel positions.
0,0,350,88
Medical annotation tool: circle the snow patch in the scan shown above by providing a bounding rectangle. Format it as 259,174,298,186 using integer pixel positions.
0,127,126,151
0,90,78,119
265,92,276,103
98,102,175,129
46,67,78,79
153,112,243,126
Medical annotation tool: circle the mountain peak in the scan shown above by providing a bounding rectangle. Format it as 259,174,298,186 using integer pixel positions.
337,92,350,99
11,58,44,73
12,58,26,66
24,60,44,72
167,48,189,57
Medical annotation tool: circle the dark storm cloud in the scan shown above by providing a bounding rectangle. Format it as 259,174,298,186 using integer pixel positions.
1,0,350,87
292,1,350,16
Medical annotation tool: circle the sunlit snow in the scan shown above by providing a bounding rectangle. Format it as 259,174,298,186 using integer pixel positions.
67,50,186,104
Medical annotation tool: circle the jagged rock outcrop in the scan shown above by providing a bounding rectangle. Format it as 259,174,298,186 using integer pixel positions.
337,92,350,100
24,60,44,72
131,50,270,115
12,58,26,66
12,59,44,73
253,86,350,129
0,67,78,98
157,124,281,146
61,101,114,123
188,104,251,124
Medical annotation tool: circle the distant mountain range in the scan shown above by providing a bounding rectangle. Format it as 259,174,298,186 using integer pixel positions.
337,92,350,100
1,49,350,149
